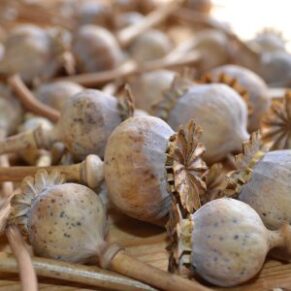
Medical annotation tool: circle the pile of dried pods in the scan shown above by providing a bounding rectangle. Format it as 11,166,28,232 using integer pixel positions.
0,0,291,290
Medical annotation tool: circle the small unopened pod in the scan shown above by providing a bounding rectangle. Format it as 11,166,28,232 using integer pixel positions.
0,89,133,160
105,116,207,224
7,170,208,291
34,81,83,111
208,64,271,131
191,198,291,287
129,70,176,113
154,79,249,163
0,25,72,83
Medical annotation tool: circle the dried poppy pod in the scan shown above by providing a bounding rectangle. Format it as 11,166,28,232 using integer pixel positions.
166,29,232,73
0,89,133,160
206,64,271,131
153,76,249,163
34,81,83,111
0,25,73,84
72,25,123,74
248,28,286,54
224,132,291,230
259,51,291,87
115,12,144,29
129,70,176,112
77,1,113,28
0,154,104,190
188,198,291,286
105,117,207,224
129,29,173,64
7,170,208,291
261,91,291,150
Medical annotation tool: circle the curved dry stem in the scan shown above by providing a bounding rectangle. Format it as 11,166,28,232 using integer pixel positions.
56,52,201,87
0,253,155,291
117,0,184,47
6,225,38,291
8,75,60,123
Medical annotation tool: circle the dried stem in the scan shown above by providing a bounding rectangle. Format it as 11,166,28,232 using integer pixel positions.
6,225,38,291
108,249,210,291
117,0,184,47
0,155,104,189
0,253,155,291
8,75,60,123
57,52,201,87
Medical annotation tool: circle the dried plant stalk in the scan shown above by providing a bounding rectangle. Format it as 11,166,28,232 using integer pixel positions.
9,75,60,123
57,52,201,87
0,253,155,291
6,225,37,291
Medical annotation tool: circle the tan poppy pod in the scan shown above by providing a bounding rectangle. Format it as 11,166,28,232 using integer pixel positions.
115,12,144,29
190,198,291,286
34,81,83,111
208,64,271,131
105,116,207,224
0,89,133,160
129,70,176,112
0,25,72,83
129,29,172,64
224,132,291,230
154,77,249,163
7,170,209,291
72,25,123,73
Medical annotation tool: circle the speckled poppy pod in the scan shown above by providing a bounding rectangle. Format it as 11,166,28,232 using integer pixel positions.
0,25,73,84
34,81,83,111
5,170,209,291
0,88,134,161
188,198,291,287
105,116,207,225
153,73,249,164
206,64,271,131
261,90,291,150
224,131,291,230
